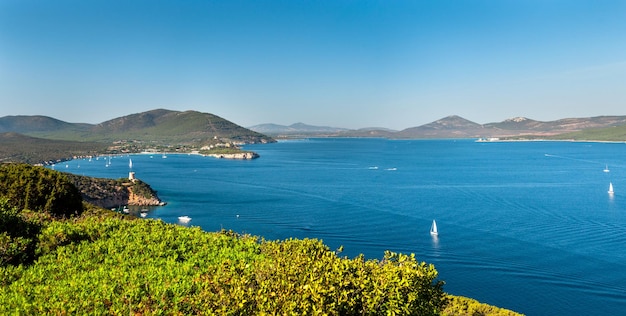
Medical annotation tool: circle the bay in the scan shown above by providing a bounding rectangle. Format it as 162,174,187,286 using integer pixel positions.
58,138,626,315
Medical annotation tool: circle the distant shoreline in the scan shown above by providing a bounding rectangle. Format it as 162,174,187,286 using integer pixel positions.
475,137,626,144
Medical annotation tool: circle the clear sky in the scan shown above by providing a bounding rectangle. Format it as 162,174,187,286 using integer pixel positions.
1,0,625,130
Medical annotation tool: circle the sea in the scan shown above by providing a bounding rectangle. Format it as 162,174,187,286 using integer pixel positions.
55,138,626,315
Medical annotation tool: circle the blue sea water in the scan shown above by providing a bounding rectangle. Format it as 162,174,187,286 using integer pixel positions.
57,138,626,315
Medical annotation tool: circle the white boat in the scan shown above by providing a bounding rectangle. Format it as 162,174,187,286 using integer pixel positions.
430,220,438,236
129,158,133,169
608,182,614,195
178,216,192,223
140,212,148,218
604,165,610,173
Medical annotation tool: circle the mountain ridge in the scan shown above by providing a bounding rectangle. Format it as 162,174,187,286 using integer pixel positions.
4,110,626,142
249,115,626,140
0,109,275,145
248,122,350,135
0,109,275,164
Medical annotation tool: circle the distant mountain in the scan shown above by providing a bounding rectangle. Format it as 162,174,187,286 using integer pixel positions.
250,114,626,140
6,109,626,147
483,116,626,134
393,115,495,139
393,115,626,139
248,122,350,136
0,115,91,134
0,109,274,145
90,109,274,144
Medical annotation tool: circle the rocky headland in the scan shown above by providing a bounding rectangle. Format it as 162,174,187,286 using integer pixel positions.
206,152,259,159
63,172,165,209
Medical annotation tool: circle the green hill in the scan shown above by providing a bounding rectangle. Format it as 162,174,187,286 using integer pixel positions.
1,109,274,145
547,125,626,141
0,109,275,164
0,133,106,165
0,115,90,134
88,109,273,144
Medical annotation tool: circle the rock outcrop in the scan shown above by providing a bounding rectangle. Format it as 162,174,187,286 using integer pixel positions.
127,186,165,206
64,173,164,209
207,152,259,159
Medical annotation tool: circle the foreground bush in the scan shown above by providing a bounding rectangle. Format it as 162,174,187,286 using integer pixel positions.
0,164,82,217
443,295,523,316
0,217,446,315
0,198,42,266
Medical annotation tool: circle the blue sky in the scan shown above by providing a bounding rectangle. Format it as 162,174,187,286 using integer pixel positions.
1,0,625,130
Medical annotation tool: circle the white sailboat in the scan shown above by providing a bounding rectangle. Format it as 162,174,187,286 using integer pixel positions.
430,220,438,236
129,158,133,169
608,182,614,195
604,164,610,173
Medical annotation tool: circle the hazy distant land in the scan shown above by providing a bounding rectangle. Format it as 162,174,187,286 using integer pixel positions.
3,109,626,165
249,115,626,140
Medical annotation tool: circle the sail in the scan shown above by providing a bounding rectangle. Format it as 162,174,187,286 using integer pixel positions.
430,220,438,236
129,158,133,169
608,182,614,194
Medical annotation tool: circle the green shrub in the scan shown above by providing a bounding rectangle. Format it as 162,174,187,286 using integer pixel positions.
0,218,447,315
443,295,523,316
0,164,83,217
0,198,42,266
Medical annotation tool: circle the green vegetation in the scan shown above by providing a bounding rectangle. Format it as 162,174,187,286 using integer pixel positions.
9,109,274,145
0,110,274,164
0,132,105,165
547,125,626,142
0,198,42,266
130,179,159,200
0,210,447,314
442,296,520,316
0,164,82,217
63,173,161,208
199,147,257,155
0,165,522,315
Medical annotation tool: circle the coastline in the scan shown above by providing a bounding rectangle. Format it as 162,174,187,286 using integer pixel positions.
476,137,626,144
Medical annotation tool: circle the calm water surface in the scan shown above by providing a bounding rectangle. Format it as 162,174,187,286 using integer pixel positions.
58,139,626,315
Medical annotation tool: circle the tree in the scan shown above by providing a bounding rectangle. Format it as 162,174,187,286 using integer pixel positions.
0,164,83,217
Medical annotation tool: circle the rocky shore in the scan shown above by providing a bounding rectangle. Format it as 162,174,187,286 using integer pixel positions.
63,173,165,209
206,152,259,159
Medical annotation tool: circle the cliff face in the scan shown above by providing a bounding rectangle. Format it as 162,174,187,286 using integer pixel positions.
64,173,164,209
127,186,164,206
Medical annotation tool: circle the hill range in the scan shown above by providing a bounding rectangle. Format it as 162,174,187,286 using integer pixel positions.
250,115,626,141
4,109,626,164
0,109,275,164
0,109,273,144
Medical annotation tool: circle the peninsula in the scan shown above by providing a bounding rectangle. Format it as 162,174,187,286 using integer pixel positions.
63,172,165,209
